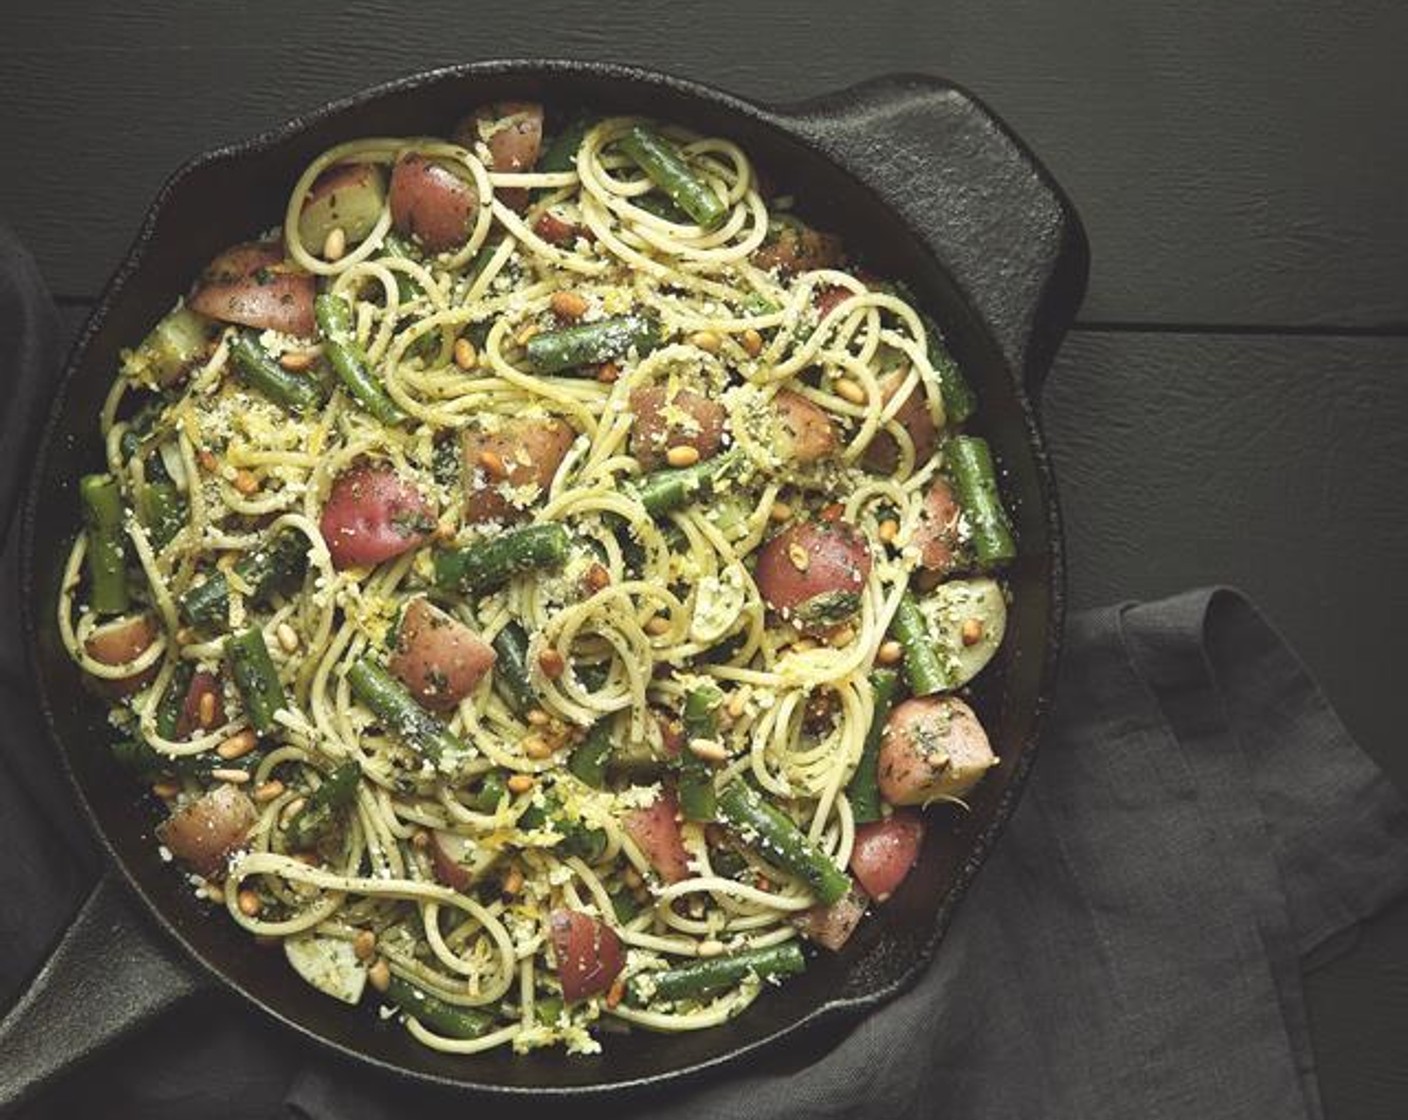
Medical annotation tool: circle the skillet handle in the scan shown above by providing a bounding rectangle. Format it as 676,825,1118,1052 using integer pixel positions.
0,872,208,1114
776,73,1089,400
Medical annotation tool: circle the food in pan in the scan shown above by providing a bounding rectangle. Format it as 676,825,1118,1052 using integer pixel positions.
58,102,1014,1055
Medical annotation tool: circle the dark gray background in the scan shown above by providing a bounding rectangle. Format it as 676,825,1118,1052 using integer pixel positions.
3,1,1406,1114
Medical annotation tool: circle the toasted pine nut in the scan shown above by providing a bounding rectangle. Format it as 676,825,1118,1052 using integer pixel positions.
254,779,285,803
217,730,258,760
698,939,726,958
769,500,792,523
644,615,672,636
507,773,536,794
237,889,262,917
877,519,899,544
478,449,507,479
275,621,300,653
583,562,610,593
367,958,391,993
211,768,250,784
197,690,218,728
787,541,810,572
665,444,701,468
502,865,525,895
623,866,644,890
232,469,260,495
550,290,589,319
453,337,477,370
537,648,565,679
522,735,553,760
323,226,347,261
152,780,180,800
605,975,627,1009
353,930,377,962
961,618,985,646
689,330,721,353
828,624,856,648
726,690,748,720
205,879,228,903
515,323,541,346
280,797,308,828
877,640,904,666
175,627,197,645
527,708,551,727
687,737,728,763
197,450,218,473
596,361,620,384
834,378,867,404
411,829,430,849
741,328,764,357
279,349,316,372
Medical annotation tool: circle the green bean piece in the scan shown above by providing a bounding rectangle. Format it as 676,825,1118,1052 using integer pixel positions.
845,669,899,823
385,976,494,1039
285,762,361,849
467,770,509,813
946,436,1016,568
124,306,214,387
569,720,614,789
522,314,661,375
137,481,186,550
630,191,691,224
678,685,724,821
155,661,195,741
228,330,326,415
609,887,641,924
178,529,308,628
539,115,595,175
314,294,409,426
80,474,130,615
345,656,467,764
534,995,566,1027
632,943,806,1004
433,523,571,596
633,449,744,519
717,781,850,905
618,124,728,230
918,311,976,425
491,621,538,713
892,590,947,698
226,628,288,735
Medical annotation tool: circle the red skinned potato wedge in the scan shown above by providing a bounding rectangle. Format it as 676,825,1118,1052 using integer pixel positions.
156,784,258,876
389,154,479,253
623,790,692,884
879,696,998,807
753,220,844,275
863,369,940,474
849,810,925,901
462,417,574,524
388,597,496,711
754,520,871,632
549,909,624,1003
320,463,436,569
175,670,225,738
628,386,727,469
910,478,963,573
793,881,869,950
188,241,316,337
455,102,544,211
428,829,497,892
298,162,387,250
84,613,160,698
772,390,837,464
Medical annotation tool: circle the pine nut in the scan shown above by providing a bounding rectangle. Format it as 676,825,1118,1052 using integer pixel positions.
697,939,725,958
279,350,317,372
741,328,763,357
605,975,626,1009
877,519,899,544
217,730,258,760
834,378,866,404
522,735,553,760
527,708,551,726
197,450,218,473
507,773,536,794
596,361,621,384
232,469,260,495
152,780,180,800
237,889,262,917
726,690,748,720
353,930,377,962
478,449,507,479
644,615,672,636
689,330,721,353
787,541,810,572
502,865,525,895
687,737,728,763
411,829,430,849
769,500,792,523
961,618,985,646
197,690,218,728
280,797,308,827
367,959,391,993
537,648,565,679
323,226,347,261
453,337,477,370
583,562,610,593
623,866,644,890
211,768,250,784
665,444,701,468
877,640,904,666
205,879,228,903
275,622,300,653
254,780,285,803
515,323,541,346
550,290,588,319
828,624,856,648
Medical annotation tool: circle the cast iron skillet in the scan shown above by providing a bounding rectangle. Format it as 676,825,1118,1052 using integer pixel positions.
5,60,1086,1107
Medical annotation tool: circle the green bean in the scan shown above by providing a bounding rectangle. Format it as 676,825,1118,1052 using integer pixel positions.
678,685,723,821
630,191,690,224
892,590,946,698
534,994,566,1027
631,943,806,1004
490,621,537,713
137,481,185,550
156,661,195,741
609,887,641,924
228,330,326,414
79,474,129,615
433,523,571,596
314,294,409,426
285,762,361,849
385,976,493,1039
618,124,728,229
345,656,467,764
633,449,743,518
946,436,1016,568
467,770,509,813
125,306,213,387
225,628,288,735
569,719,613,789
717,781,849,905
539,115,595,175
919,312,976,425
178,529,307,628
523,314,660,375
845,669,898,823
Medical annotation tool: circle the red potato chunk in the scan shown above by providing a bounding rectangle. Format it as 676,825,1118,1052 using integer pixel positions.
878,696,998,807
849,810,925,901
84,614,160,698
462,417,575,524
772,390,837,464
533,210,581,247
549,909,624,1003
863,369,940,474
753,220,844,275
814,284,856,321
389,154,480,253
623,790,692,884
387,597,496,711
628,386,727,470
910,477,963,573
793,881,869,950
319,463,435,570
428,829,499,892
297,162,386,248
188,241,316,337
754,520,872,632
175,670,226,738
455,101,544,212
156,784,258,876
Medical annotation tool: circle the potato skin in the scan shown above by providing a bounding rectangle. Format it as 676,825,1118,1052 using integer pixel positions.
623,790,691,884
462,417,574,524
910,478,963,573
454,101,544,211
878,696,997,806
862,369,939,474
753,520,872,632
84,613,159,698
156,784,258,876
849,810,925,901
549,909,624,1003
389,154,479,253
793,881,869,951
753,220,843,274
772,390,837,464
628,386,727,469
387,597,496,711
188,241,316,337
319,463,435,570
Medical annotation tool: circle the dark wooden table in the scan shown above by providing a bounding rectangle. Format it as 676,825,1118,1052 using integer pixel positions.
4,2,1406,1114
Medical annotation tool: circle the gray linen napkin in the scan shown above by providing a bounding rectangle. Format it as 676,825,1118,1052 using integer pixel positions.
4,231,1406,1119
